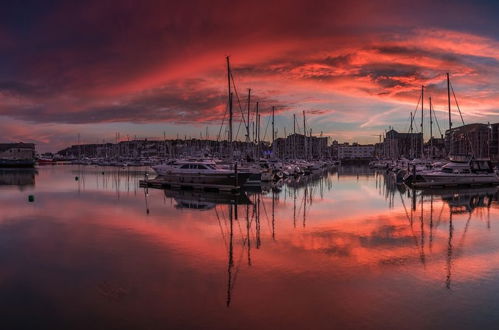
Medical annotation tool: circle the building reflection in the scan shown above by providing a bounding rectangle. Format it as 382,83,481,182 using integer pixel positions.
0,169,37,189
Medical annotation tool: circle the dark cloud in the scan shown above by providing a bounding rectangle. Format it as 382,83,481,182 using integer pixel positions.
0,78,280,124
324,54,353,67
0,81,52,98
0,80,224,124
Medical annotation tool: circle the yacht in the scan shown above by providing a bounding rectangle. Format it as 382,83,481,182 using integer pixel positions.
152,160,251,188
404,159,499,188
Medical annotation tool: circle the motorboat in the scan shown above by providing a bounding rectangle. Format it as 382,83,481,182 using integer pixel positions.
152,159,251,188
404,159,499,188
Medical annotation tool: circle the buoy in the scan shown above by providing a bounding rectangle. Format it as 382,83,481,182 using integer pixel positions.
28,195,34,202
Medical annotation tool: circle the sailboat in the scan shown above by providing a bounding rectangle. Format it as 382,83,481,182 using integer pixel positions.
405,74,499,188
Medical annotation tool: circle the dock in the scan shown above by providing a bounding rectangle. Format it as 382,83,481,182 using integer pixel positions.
139,177,241,193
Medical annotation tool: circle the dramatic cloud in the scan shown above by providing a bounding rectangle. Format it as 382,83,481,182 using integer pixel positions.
0,0,499,151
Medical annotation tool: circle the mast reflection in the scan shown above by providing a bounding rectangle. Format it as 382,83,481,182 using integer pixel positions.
150,167,499,307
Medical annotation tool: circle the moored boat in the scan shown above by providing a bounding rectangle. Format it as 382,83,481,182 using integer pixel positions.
152,160,251,188
404,159,499,188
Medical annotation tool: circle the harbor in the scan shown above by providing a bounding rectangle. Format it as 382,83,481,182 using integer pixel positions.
1,164,499,329
2,0,499,328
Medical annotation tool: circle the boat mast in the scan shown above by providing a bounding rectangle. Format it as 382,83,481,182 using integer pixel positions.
246,88,251,143
447,73,452,155
293,114,296,160
429,96,433,159
272,106,275,144
256,101,259,159
410,111,413,159
309,128,312,160
226,56,233,158
303,111,307,160
421,85,424,158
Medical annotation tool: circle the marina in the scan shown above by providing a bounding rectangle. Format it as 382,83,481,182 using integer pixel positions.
2,1,499,328
1,165,499,329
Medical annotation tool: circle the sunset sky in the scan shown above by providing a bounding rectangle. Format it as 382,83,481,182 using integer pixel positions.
1,0,499,152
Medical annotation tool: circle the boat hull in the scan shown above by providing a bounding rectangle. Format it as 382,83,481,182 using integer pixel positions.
409,173,499,188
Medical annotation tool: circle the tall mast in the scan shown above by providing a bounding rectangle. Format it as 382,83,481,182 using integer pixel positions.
293,114,296,160
272,106,275,144
447,73,452,155
309,128,312,160
421,85,424,158
227,56,233,160
257,114,260,159
246,89,251,143
410,111,413,158
303,111,307,160
229,93,233,143
447,73,452,131
429,96,433,159
256,102,260,143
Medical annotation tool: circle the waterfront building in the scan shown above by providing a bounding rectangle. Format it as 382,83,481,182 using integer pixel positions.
57,139,272,160
382,129,423,159
446,123,491,159
272,133,328,159
0,143,36,167
337,143,375,160
425,137,446,159
490,123,499,162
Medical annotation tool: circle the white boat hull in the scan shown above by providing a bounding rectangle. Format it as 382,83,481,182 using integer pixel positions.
411,173,499,188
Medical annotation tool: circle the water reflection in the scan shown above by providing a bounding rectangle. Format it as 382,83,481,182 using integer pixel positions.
0,169,37,189
164,190,251,210
1,165,499,329
155,168,499,306
379,170,498,291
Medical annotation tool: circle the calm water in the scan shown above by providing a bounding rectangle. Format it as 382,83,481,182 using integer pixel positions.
1,165,499,329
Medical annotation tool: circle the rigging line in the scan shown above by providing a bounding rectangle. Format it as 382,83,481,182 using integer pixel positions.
262,116,271,142
230,234,248,292
400,191,423,251
230,72,248,128
449,80,466,126
295,115,302,135
217,100,229,142
457,212,473,250
406,93,422,134
449,79,475,156
432,104,443,137
404,112,414,135
215,206,229,252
